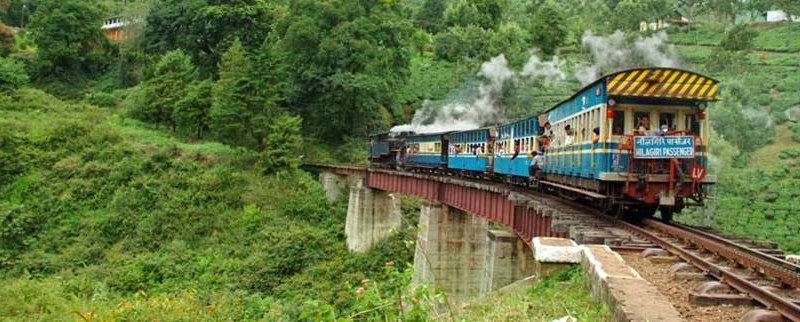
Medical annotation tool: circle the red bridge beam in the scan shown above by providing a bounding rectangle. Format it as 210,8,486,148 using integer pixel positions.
365,169,566,244
303,164,567,244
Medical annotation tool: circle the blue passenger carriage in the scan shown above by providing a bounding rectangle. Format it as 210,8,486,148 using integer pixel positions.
492,117,539,178
401,133,448,169
445,128,492,173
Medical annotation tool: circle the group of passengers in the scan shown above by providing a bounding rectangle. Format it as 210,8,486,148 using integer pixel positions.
527,121,602,181
636,115,675,136
452,144,484,155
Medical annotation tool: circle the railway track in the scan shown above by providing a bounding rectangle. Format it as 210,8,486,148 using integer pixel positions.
504,177,800,321
611,216,800,321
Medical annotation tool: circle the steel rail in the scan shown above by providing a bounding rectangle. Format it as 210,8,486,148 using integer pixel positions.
613,217,800,321
658,220,800,288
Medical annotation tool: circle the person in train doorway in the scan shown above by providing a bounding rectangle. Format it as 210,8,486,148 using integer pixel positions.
511,139,521,159
529,150,545,185
539,122,552,135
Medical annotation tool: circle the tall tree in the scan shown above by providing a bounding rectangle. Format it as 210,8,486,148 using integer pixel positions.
250,32,291,113
140,50,197,129
611,0,648,31
1,0,35,28
444,0,507,30
259,114,303,174
28,0,108,77
277,0,413,143
210,38,268,149
174,80,213,139
141,0,275,75
529,1,567,55
699,0,745,22
415,0,446,33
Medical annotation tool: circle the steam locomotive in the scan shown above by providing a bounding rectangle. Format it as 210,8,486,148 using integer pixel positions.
368,68,718,221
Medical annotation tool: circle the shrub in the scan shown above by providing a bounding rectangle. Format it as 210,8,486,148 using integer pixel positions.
792,122,800,143
83,91,119,108
0,56,28,93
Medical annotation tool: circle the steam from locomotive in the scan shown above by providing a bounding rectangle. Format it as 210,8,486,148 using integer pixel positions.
392,31,685,135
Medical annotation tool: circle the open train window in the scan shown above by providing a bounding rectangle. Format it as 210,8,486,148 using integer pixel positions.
659,112,675,131
633,111,651,134
612,109,625,135
685,113,700,135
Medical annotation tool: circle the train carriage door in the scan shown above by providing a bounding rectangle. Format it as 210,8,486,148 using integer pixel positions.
685,112,701,136
487,128,496,171
611,108,625,136
440,136,448,165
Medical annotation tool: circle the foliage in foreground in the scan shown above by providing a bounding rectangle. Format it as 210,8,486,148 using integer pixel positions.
457,266,608,321
681,126,800,253
0,90,420,321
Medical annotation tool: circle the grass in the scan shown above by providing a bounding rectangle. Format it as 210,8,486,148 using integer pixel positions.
455,266,608,321
107,115,258,166
751,22,800,53
669,22,800,53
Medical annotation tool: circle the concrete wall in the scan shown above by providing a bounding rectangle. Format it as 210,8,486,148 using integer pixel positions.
345,176,402,253
413,203,489,303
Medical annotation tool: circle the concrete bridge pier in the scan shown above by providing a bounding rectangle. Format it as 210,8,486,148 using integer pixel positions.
318,172,346,203
480,230,536,294
413,203,490,303
345,176,402,253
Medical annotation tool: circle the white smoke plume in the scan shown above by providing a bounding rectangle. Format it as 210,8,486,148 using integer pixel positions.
391,53,564,134
520,54,566,83
391,30,681,134
576,31,680,85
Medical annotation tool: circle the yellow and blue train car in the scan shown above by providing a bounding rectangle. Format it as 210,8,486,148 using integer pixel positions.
373,67,719,220
540,67,718,218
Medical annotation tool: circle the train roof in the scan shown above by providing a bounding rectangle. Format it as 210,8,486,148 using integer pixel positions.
542,67,720,116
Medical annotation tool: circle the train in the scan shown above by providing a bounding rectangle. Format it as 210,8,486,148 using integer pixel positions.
368,67,719,221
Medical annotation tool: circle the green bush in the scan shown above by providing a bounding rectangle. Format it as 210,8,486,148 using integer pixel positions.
0,56,28,93
82,91,119,108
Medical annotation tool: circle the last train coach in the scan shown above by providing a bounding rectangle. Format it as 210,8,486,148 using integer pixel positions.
537,67,718,220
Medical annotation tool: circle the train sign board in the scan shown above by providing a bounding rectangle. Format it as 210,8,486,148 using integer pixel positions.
633,136,695,159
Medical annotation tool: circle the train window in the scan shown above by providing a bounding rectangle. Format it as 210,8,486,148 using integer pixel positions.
612,109,625,135
685,113,700,135
659,113,675,132
633,111,651,134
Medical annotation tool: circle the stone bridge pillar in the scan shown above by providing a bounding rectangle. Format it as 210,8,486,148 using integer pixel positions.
413,203,489,303
345,176,402,253
480,230,536,294
319,172,346,203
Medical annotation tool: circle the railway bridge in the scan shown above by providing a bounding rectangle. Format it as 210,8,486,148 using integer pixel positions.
305,164,589,302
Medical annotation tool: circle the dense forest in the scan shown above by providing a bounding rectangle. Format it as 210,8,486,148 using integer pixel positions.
2,0,800,320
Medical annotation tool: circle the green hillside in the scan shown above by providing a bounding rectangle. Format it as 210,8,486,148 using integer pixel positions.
2,0,800,320
0,90,422,320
